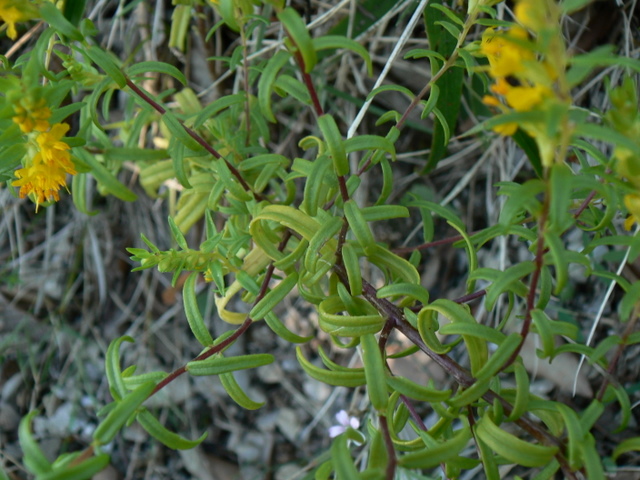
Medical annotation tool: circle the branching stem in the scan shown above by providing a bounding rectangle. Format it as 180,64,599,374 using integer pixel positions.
124,77,263,201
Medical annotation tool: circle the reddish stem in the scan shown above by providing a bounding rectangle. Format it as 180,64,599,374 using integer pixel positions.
291,48,323,117
378,415,397,480
124,77,262,201
151,317,252,396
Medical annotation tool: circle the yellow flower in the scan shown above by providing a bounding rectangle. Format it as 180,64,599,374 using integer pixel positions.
13,98,52,133
624,194,640,231
12,122,76,209
12,162,71,205
36,123,74,167
481,27,533,78
504,84,552,111
0,0,31,40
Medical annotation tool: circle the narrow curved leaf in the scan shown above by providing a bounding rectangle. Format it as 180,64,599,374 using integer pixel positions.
187,353,274,376
342,243,363,296
250,272,299,320
258,50,291,122
105,336,135,401
331,434,359,479
344,199,375,254
19,411,52,475
41,455,110,480
40,2,84,42
220,371,265,410
76,150,137,201
127,61,187,86
93,381,156,445
361,333,389,411
474,415,558,467
183,272,215,347
318,114,349,176
386,376,451,402
313,35,372,76
296,347,366,387
137,409,207,449
399,425,472,468
278,7,317,72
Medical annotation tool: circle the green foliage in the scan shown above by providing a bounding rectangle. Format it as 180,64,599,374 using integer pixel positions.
5,1,640,479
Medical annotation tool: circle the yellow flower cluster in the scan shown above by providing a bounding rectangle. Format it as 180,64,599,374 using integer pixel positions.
13,97,52,134
0,0,32,40
480,0,565,167
11,100,76,209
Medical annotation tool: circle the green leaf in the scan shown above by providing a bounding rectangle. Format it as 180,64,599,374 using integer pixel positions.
137,409,207,449
344,199,375,254
84,46,125,87
613,436,640,461
420,83,440,120
187,353,274,376
506,362,530,422
258,51,291,123
368,244,421,285
377,282,430,306
41,455,110,480
484,261,536,311
40,1,84,41
105,336,135,401
220,371,265,410
183,272,215,347
127,61,187,86
76,150,137,201
93,381,156,445
574,122,640,156
429,3,465,26
421,0,463,173
448,377,492,408
318,296,385,337
264,311,313,344
194,93,245,128
301,154,332,216
163,111,203,152
361,333,389,411
19,411,52,475
331,434,360,480
169,4,191,51
250,272,299,320
342,243,363,296
62,0,87,27
71,173,98,215
548,163,574,234
555,403,584,469
474,415,558,467
278,8,317,73
318,114,349,176
274,74,311,104
344,135,396,162
399,424,472,468
473,333,521,381
296,347,366,387
375,157,393,206
438,322,506,345
313,36,372,76
386,376,451,402
543,232,569,296
419,300,488,376
513,128,542,177
367,84,414,102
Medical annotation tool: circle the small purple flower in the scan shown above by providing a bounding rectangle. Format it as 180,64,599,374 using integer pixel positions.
328,410,360,438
